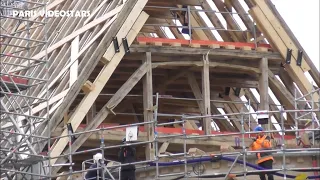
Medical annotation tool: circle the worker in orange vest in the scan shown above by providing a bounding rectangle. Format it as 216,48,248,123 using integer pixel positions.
250,126,274,180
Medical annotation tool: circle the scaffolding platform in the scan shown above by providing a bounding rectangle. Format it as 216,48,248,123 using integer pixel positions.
0,75,29,96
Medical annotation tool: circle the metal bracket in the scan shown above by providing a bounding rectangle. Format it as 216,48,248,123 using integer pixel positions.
225,87,231,96
113,37,120,53
66,123,76,144
285,48,292,64
234,88,241,97
122,38,130,54
297,50,303,66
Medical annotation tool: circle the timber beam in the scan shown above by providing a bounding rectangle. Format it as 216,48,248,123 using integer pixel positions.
143,52,155,160
152,61,260,75
187,72,235,131
52,61,149,173
130,45,283,60
202,55,212,135
86,130,251,147
49,9,149,167
259,57,270,130
249,4,319,109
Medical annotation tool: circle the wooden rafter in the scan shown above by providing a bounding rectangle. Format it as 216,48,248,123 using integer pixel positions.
49,6,149,164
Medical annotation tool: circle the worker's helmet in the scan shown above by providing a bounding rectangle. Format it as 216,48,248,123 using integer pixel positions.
122,137,126,143
93,153,103,162
254,126,264,132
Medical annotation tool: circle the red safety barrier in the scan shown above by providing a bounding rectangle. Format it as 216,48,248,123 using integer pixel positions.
1,75,28,85
79,123,295,140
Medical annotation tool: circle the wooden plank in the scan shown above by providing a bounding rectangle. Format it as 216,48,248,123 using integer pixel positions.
202,57,211,135
254,0,310,72
143,52,155,160
136,37,272,49
278,69,307,110
152,61,260,74
253,88,294,129
190,8,214,40
86,129,249,147
49,10,149,165
70,36,79,87
189,11,209,40
201,0,232,41
129,45,282,60
250,7,319,109
268,71,298,126
39,1,123,140
227,0,258,34
155,70,189,94
187,72,232,131
222,104,241,131
81,80,95,94
13,89,68,122
264,0,319,87
224,88,254,131
15,0,67,31
212,0,246,42
108,64,149,108
10,5,124,72
47,15,118,89
191,7,217,41
148,0,205,6
46,1,144,127
259,57,270,130
268,71,295,112
84,0,110,25
51,101,129,174
158,141,170,154
174,5,209,41
51,60,148,172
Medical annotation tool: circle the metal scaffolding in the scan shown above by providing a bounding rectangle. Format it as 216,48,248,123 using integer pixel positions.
148,93,319,179
0,0,49,179
0,2,319,179
48,89,320,180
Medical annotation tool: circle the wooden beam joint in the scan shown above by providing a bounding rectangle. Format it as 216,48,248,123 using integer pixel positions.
81,80,95,94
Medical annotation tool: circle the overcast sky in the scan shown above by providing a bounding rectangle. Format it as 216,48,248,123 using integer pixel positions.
271,0,320,70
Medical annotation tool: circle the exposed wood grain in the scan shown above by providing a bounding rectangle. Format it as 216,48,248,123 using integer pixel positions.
143,52,155,160
130,45,282,60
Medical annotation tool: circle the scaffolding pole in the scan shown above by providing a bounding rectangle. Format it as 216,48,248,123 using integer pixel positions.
0,0,50,179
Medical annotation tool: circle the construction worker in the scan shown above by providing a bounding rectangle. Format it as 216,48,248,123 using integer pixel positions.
118,137,136,180
85,153,105,180
250,126,274,180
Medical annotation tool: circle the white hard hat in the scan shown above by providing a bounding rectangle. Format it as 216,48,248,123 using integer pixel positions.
93,153,103,162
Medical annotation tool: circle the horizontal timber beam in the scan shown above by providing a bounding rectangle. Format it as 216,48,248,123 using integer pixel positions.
136,37,272,49
130,45,283,60
152,61,260,74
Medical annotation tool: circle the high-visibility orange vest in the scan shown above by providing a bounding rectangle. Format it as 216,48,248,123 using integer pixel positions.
251,135,274,164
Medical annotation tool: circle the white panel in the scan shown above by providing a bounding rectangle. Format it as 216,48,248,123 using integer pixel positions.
126,126,138,141
70,36,79,87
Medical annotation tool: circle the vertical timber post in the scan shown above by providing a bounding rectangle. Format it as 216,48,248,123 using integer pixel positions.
203,54,211,135
143,52,155,160
259,57,270,131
